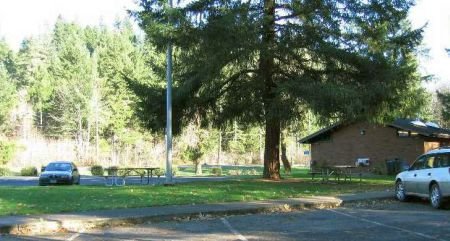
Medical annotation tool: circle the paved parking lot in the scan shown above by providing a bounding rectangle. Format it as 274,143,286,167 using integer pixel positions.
2,199,449,241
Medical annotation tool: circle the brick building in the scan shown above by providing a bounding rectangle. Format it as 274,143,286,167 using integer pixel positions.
299,119,450,167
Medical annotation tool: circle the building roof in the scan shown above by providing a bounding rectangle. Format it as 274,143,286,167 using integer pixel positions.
298,122,343,144
388,119,450,139
299,119,450,144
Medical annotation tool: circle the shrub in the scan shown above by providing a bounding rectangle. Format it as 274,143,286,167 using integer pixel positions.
20,166,38,176
107,166,119,175
248,168,258,175
211,167,222,176
172,166,178,176
155,168,165,177
90,165,104,176
228,169,242,176
154,167,177,177
0,167,10,176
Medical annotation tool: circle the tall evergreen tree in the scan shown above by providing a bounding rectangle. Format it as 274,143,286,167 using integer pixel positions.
0,40,16,130
134,0,423,179
45,19,93,136
15,36,54,129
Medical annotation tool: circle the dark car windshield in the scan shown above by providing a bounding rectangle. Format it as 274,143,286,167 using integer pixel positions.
45,163,72,172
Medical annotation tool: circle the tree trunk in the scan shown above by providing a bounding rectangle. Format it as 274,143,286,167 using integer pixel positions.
260,0,280,180
77,105,83,162
263,118,281,179
217,129,221,165
195,160,202,175
86,119,91,162
281,129,291,174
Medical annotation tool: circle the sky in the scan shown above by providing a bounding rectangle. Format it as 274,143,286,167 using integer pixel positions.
0,0,449,91
0,0,139,49
409,0,450,91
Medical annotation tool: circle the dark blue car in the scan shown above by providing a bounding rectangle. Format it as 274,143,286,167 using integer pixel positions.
39,161,80,185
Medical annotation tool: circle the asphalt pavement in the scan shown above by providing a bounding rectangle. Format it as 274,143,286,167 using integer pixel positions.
0,175,235,186
2,199,449,241
0,190,392,236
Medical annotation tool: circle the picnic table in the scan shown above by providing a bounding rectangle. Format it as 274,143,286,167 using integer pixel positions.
309,165,361,183
103,167,160,186
330,165,360,182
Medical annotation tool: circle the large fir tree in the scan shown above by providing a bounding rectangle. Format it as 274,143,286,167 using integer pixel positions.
134,0,424,179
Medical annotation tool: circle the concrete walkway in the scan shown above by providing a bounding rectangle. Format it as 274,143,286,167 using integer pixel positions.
0,190,394,236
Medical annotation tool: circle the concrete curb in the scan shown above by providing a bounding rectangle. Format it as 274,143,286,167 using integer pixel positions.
0,191,394,236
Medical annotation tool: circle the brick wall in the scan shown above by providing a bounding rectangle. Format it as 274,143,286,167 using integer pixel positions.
311,122,425,166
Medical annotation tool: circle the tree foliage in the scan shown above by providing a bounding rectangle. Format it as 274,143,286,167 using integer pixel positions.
437,90,450,127
134,0,424,179
0,40,16,130
12,18,150,142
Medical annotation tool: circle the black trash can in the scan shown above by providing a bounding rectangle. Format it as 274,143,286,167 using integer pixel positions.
386,159,409,175
385,160,396,175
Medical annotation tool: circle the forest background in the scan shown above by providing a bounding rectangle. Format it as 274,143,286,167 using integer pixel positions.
0,14,449,174
0,17,313,173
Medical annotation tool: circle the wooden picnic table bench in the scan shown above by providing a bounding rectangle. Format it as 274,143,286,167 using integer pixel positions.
103,167,160,186
309,165,362,183
331,165,362,182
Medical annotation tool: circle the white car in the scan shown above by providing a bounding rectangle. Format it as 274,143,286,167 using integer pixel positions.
395,147,450,209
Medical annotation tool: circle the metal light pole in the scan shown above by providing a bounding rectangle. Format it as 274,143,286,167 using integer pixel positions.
165,0,174,185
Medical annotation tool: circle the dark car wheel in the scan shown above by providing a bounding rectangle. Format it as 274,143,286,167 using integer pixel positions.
395,180,408,202
430,183,443,209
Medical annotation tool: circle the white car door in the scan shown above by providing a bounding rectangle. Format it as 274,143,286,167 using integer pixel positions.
416,155,435,195
404,156,426,194
432,154,450,196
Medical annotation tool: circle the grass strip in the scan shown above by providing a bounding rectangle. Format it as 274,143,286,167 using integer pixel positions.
0,177,393,216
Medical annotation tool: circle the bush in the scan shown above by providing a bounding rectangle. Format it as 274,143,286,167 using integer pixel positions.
107,166,119,175
90,165,104,176
0,167,11,176
248,168,258,175
211,167,222,176
155,168,165,177
154,167,177,177
20,166,38,176
228,169,242,176
172,166,178,176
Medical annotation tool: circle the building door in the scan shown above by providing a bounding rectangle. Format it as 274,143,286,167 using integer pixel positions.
424,142,439,153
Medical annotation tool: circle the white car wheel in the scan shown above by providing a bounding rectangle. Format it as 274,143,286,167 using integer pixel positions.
395,181,408,202
430,184,443,209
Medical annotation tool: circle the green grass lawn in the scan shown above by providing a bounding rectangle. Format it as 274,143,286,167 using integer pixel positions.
176,166,394,180
175,165,264,177
0,175,394,217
